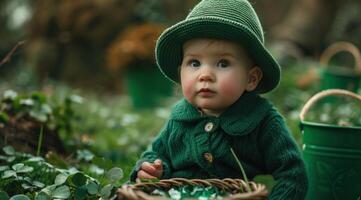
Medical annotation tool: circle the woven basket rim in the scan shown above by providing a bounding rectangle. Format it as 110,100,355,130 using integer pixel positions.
117,178,268,200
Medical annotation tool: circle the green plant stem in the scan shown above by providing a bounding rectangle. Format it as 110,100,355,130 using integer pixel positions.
230,147,251,192
36,125,44,156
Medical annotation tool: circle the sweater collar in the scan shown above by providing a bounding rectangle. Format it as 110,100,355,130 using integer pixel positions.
170,92,273,136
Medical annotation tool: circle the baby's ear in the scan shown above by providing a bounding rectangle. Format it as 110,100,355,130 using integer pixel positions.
246,66,263,91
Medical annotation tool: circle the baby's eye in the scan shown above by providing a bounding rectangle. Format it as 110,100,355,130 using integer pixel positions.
188,59,201,68
217,59,230,68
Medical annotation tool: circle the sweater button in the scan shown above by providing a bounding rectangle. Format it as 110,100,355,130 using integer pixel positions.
204,153,213,163
204,122,214,132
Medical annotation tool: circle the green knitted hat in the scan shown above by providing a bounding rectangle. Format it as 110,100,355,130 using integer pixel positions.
155,0,280,93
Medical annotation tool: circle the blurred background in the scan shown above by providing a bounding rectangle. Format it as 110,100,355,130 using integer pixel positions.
1,0,361,195
2,0,361,92
0,0,294,93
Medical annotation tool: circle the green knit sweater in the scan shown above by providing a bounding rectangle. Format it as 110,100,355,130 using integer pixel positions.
130,92,308,199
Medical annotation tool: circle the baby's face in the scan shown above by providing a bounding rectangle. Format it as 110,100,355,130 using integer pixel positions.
180,38,261,116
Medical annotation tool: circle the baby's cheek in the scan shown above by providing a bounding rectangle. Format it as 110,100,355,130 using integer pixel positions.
182,86,192,99
181,79,195,99
219,80,243,98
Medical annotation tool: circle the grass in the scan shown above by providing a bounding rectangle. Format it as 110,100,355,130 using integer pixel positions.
0,63,310,188
2,58,361,197
36,125,44,156
230,147,251,192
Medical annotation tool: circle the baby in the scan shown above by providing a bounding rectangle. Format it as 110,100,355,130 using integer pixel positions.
130,0,308,199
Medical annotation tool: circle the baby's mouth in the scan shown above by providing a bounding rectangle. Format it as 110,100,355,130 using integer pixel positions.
199,88,213,92
197,88,216,96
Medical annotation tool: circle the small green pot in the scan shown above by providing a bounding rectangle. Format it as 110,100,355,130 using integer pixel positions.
320,67,360,92
319,42,361,92
125,66,174,109
300,89,361,200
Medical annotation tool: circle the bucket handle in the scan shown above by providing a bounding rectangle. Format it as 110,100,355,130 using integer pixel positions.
320,41,361,74
300,89,361,121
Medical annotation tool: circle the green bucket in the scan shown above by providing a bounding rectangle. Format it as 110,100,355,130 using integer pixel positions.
125,66,174,109
319,42,361,93
320,68,361,92
300,89,361,200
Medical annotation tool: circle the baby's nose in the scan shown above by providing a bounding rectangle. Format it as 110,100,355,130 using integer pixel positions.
198,65,215,82
199,69,215,81
199,74,213,81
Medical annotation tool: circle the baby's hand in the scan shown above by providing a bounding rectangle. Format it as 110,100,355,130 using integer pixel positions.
137,159,163,180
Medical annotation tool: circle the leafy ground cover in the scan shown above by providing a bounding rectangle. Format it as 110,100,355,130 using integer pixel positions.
1,59,361,199
0,146,123,200
0,74,172,198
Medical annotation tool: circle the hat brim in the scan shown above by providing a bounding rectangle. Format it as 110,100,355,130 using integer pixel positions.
156,16,281,93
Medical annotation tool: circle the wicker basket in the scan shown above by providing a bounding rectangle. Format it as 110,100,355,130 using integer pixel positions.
117,178,268,200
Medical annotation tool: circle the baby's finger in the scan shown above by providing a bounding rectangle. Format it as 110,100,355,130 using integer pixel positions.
152,169,162,178
141,162,157,174
153,159,163,170
137,170,157,179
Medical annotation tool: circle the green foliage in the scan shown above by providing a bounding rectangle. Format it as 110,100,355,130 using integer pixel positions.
1,84,171,185
0,146,123,199
0,112,9,124
265,61,317,146
76,149,94,162
8,61,359,197
71,92,170,178
230,147,250,192
304,98,361,127
150,185,227,199
9,194,31,200
0,89,80,135
36,126,44,157
106,168,123,183
0,191,10,199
